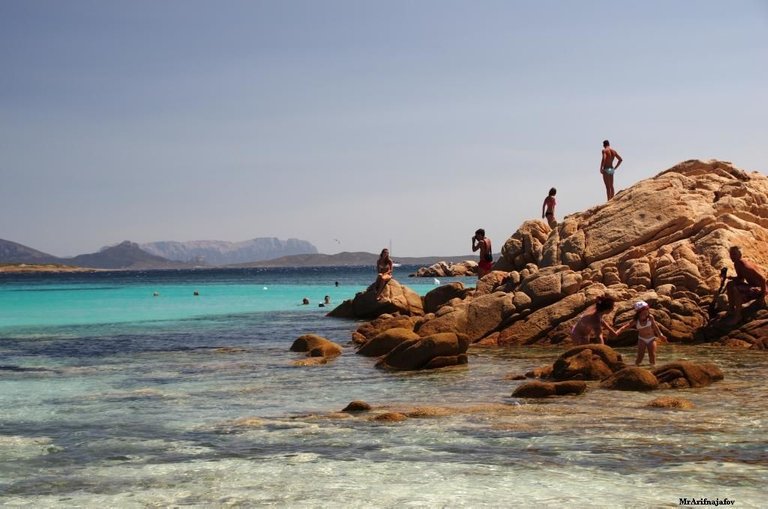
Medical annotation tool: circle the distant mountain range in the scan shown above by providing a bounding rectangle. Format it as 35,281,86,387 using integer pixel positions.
0,238,470,270
0,237,317,270
140,238,317,265
68,241,191,270
233,252,473,268
0,239,193,270
0,239,61,265
1,238,470,270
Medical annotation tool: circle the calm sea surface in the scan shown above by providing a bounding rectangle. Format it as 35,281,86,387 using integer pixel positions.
0,266,765,508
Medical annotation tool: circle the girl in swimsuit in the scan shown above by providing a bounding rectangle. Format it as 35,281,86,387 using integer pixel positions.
615,300,666,366
570,295,617,345
374,248,394,300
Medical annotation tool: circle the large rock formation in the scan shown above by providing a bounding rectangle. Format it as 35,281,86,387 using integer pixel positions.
409,160,768,345
327,279,424,319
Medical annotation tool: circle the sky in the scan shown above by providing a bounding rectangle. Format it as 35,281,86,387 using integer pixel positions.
1,0,766,258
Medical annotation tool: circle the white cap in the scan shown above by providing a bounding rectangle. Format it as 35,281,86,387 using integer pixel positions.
634,300,649,311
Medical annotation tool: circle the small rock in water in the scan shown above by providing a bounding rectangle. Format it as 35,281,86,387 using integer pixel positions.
342,400,372,412
646,396,695,409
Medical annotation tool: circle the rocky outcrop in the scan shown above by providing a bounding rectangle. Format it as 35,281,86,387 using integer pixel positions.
652,361,724,388
327,279,424,319
357,328,420,357
696,307,768,348
414,291,515,342
511,380,587,398
423,282,471,314
408,160,768,345
376,332,470,371
351,314,422,345
600,367,659,391
551,345,626,381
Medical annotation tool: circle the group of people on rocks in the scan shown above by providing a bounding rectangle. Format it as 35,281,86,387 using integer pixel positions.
569,245,766,365
371,139,765,362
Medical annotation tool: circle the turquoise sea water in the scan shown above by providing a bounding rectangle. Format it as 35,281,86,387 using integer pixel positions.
1,267,766,507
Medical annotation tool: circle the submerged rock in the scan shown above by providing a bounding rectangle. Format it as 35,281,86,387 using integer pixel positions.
551,344,626,381
652,361,724,389
512,380,587,398
373,412,408,422
600,367,659,391
342,401,372,412
645,396,695,409
290,334,342,359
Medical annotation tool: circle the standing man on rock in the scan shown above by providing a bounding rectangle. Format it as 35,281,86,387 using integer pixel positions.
600,140,623,200
725,246,767,324
472,228,493,278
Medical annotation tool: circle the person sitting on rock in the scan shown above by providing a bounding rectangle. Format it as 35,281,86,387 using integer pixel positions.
725,246,766,324
374,248,394,300
570,295,618,345
614,300,666,367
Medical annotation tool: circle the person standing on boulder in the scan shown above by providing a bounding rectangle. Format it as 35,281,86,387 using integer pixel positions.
472,228,493,278
725,246,767,324
570,295,618,345
600,140,623,200
542,187,557,227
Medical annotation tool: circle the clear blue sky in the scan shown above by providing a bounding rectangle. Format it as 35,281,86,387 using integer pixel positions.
1,0,766,257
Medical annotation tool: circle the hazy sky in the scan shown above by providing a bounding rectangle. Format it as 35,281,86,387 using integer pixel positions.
1,1,766,257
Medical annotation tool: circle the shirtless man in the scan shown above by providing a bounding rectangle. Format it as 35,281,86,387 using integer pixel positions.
600,140,623,200
725,246,767,323
472,228,493,278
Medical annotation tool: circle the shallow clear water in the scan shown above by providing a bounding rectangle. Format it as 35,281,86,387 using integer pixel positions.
0,267,765,507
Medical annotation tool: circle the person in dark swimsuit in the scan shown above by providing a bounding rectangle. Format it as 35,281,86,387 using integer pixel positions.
542,187,557,228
